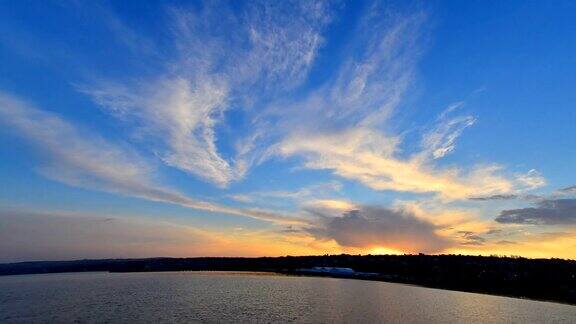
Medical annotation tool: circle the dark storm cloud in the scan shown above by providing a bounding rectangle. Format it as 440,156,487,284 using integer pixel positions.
495,199,576,225
468,194,517,201
307,206,451,253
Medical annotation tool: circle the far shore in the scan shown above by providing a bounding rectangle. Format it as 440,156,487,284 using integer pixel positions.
2,254,575,305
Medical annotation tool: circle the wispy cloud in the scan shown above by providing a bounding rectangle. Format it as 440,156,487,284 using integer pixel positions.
278,127,539,200
230,181,343,207
268,8,545,201
84,77,233,187
0,1,559,259
80,2,545,202
0,92,305,225
419,105,476,160
82,1,334,187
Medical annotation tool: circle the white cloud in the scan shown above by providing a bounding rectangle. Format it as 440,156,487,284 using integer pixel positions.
84,77,233,187
268,8,545,201
419,105,476,160
0,92,306,225
241,1,332,91
330,10,424,126
515,169,546,191
278,127,531,200
258,8,423,137
83,1,334,187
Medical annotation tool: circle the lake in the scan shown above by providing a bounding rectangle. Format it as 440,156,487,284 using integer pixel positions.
0,272,574,323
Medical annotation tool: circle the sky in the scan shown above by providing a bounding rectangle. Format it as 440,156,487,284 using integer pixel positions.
1,0,575,262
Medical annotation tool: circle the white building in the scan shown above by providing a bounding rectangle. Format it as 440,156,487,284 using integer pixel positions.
307,267,355,275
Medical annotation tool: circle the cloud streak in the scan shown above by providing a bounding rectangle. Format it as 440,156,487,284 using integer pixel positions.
469,194,518,201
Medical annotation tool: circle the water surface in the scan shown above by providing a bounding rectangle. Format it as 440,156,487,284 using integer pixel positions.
0,272,574,323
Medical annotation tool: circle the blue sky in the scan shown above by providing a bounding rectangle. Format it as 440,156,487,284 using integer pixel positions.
1,0,575,262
